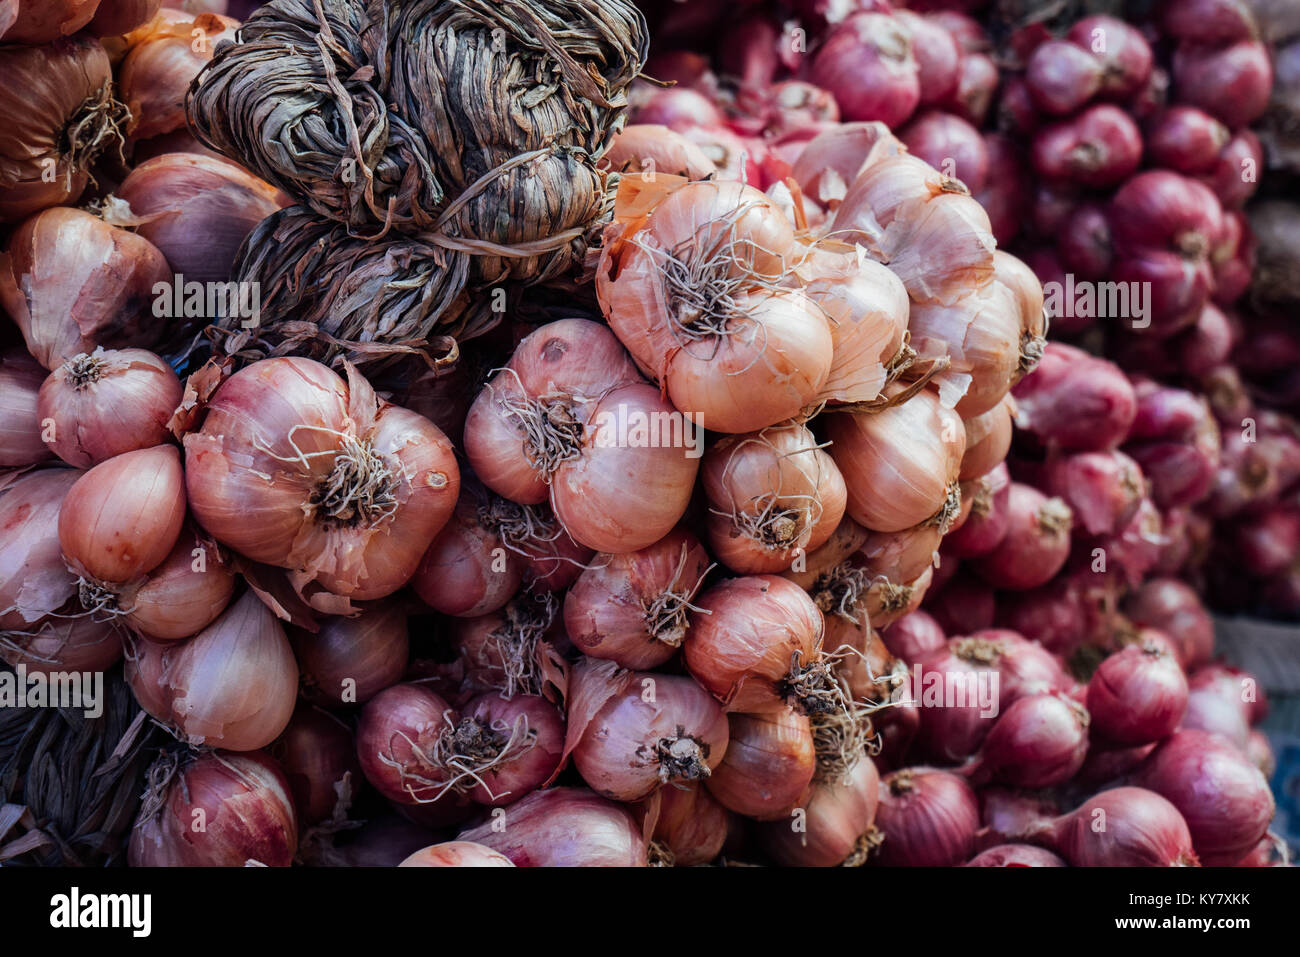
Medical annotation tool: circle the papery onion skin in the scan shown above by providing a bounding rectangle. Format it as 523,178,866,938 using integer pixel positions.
0,36,120,221
969,691,1090,789
457,692,566,807
120,11,238,141
705,708,816,821
114,153,285,284
37,348,182,468
564,527,711,670
758,755,881,867
58,444,186,585
685,575,825,713
1122,577,1214,671
0,348,53,467
129,749,298,867
973,484,1073,591
457,787,648,867
871,767,979,867
90,0,163,38
0,208,172,369
826,389,966,533
0,468,79,631
601,124,717,180
185,357,459,600
702,422,846,574
151,590,298,751
1012,344,1137,452
1136,729,1275,865
2,2,101,44
959,398,1013,482
292,602,409,707
398,842,515,867
811,13,921,128
125,529,235,640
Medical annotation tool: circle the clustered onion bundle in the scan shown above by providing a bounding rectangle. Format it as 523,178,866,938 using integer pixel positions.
187,0,648,370
0,0,1289,871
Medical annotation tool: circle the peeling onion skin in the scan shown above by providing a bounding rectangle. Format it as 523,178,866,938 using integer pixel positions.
0,349,53,468
129,750,298,868
130,590,299,752
184,357,459,601
0,469,81,632
125,529,236,641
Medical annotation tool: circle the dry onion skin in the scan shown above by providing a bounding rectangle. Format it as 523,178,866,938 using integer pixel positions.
597,178,833,434
119,11,238,141
0,469,80,632
399,842,515,867
825,386,966,533
0,208,172,369
702,421,847,574
129,749,298,867
0,348,54,467
0,35,127,222
125,590,299,751
465,318,699,554
184,357,460,601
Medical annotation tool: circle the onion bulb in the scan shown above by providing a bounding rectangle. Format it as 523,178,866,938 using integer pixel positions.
706,707,816,820
0,348,53,467
37,348,181,468
185,357,459,600
456,787,648,867
292,602,409,707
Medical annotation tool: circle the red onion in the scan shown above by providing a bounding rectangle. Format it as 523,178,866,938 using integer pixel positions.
1036,787,1199,867
1074,496,1165,589
946,463,1010,558
1032,105,1143,189
706,708,815,821
356,683,458,805
631,86,724,131
1108,171,1222,336
1026,40,1103,115
1182,677,1251,750
1075,742,1158,789
1045,450,1144,537
997,75,1039,137
895,12,960,106
37,348,181,469
1173,41,1273,129
1123,578,1214,672
974,484,1073,591
716,11,780,91
871,767,979,867
881,611,945,664
268,706,360,826
966,844,1066,867
967,691,1090,789
1247,731,1275,779
564,661,728,802
1161,0,1260,45
923,569,995,638
564,528,711,670
1135,730,1274,865
810,13,921,128
1145,107,1231,174
1058,203,1113,280
1012,344,1137,452
1065,15,1153,99
1123,380,1220,509
995,579,1088,656
974,134,1027,245
1087,639,1189,746
129,750,298,867
757,756,880,867
648,784,729,867
412,495,522,619
457,787,647,867
946,52,998,127
1230,503,1300,578
457,692,565,806
900,110,988,192
293,603,408,707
